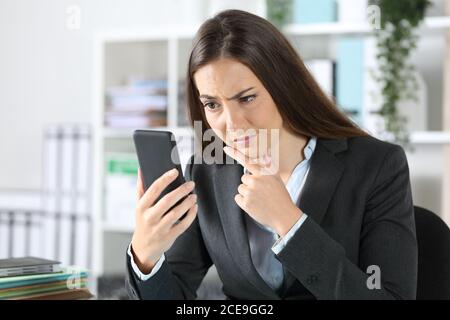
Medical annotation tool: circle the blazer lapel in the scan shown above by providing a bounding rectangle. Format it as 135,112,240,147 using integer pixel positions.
280,137,347,294
213,137,348,298
213,157,280,299
299,137,347,224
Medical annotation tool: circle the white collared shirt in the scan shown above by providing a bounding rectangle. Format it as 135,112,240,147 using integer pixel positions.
243,136,316,291
128,136,318,285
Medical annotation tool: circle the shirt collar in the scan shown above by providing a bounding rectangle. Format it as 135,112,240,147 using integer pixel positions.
242,136,317,174
303,136,317,160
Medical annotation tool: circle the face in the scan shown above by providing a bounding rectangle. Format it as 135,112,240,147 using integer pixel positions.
194,58,284,159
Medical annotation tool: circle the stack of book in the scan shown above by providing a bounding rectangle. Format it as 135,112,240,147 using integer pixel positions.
105,79,168,128
0,257,92,300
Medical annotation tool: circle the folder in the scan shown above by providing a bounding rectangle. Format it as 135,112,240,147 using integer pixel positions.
0,257,61,278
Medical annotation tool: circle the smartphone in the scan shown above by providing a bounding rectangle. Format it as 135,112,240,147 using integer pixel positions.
133,129,189,220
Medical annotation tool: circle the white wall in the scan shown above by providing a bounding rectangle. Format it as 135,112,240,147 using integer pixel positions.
0,0,207,190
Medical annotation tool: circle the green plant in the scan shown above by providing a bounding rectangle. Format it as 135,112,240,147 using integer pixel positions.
369,0,431,145
266,0,293,28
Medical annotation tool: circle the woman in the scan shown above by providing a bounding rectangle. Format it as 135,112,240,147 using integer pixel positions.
126,10,417,300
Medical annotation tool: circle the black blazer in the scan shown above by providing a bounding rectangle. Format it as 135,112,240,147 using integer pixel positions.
126,135,418,300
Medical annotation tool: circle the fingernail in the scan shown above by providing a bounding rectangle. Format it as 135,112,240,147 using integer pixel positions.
191,194,197,201
169,168,177,176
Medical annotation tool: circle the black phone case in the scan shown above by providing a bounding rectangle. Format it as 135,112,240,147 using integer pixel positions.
133,130,188,219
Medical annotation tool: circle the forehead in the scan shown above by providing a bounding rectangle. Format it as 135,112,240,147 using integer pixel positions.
194,58,259,96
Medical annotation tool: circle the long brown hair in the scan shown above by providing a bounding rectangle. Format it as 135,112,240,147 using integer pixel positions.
186,9,368,147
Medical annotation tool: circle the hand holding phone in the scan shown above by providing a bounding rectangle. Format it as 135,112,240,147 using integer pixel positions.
130,130,198,274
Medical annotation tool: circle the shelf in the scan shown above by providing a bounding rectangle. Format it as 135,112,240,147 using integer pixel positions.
410,131,450,144
94,25,200,43
426,16,450,29
284,22,371,36
102,126,193,138
284,16,450,37
101,127,450,144
93,16,450,44
102,223,134,233
95,16,450,42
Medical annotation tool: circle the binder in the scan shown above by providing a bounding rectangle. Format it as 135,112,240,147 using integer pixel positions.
42,125,93,269
305,59,336,99
0,211,9,258
336,37,364,124
0,124,92,270
0,210,42,259
293,0,337,24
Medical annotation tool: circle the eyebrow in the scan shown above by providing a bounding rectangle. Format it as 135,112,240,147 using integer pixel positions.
199,87,255,101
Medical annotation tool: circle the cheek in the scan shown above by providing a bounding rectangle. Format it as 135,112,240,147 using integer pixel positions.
251,100,282,128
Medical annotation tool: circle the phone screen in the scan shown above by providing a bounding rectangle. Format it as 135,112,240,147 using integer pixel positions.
133,130,189,220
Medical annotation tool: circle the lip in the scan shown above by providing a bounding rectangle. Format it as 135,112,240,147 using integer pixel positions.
233,134,256,144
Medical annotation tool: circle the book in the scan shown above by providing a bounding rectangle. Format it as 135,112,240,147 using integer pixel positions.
12,288,93,300
104,113,167,128
305,59,336,98
0,266,89,300
105,79,169,128
336,37,364,124
293,0,337,24
107,95,168,111
0,267,88,289
106,84,167,97
0,279,88,299
0,257,61,278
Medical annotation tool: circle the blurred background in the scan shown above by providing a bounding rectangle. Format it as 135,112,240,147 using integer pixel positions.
0,0,449,299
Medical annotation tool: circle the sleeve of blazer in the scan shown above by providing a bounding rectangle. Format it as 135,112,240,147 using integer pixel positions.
275,144,418,300
125,156,213,300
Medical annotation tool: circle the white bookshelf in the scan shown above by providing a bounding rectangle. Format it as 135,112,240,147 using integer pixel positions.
102,223,135,234
91,27,197,277
411,131,450,144
91,15,450,278
283,16,450,36
102,126,193,139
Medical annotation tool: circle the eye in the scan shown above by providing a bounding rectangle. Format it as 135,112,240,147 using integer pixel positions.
239,95,256,104
203,102,220,111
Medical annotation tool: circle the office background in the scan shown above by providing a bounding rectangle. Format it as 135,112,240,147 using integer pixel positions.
0,0,449,299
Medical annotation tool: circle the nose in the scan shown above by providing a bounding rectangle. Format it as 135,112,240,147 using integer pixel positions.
224,105,245,131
